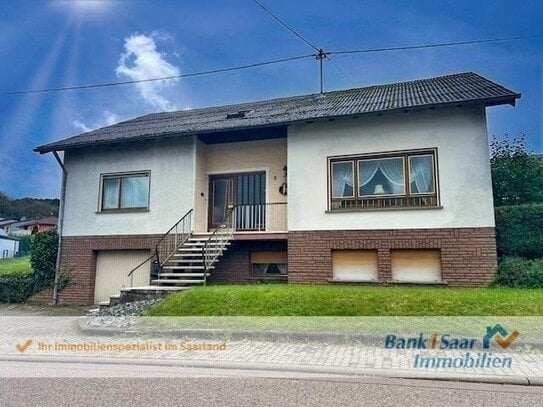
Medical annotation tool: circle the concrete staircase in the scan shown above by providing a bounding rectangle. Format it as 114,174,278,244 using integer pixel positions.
97,234,230,310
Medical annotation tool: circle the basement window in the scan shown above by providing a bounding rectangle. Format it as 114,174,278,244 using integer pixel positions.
332,250,378,282
251,251,287,277
390,249,442,283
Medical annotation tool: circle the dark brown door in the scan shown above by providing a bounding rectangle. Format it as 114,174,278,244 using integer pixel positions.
208,172,266,231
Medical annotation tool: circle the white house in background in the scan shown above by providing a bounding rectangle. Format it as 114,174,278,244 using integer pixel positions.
35,72,520,305
0,230,19,259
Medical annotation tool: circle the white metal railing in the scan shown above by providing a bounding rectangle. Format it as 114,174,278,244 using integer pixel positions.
202,207,236,285
127,209,193,287
234,202,287,232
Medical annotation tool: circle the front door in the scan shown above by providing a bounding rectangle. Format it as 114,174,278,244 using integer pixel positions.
208,172,266,231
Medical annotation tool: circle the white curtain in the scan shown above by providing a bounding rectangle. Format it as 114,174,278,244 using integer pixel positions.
121,176,149,208
410,156,433,193
379,158,405,194
102,178,119,209
332,162,353,197
358,160,380,187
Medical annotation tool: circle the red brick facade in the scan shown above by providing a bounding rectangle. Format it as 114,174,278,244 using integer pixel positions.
58,234,160,305
288,228,497,286
57,227,497,305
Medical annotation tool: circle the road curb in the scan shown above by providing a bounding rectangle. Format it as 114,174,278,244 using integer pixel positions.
1,354,540,386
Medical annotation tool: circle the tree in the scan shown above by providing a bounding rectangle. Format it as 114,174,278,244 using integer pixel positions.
490,135,543,206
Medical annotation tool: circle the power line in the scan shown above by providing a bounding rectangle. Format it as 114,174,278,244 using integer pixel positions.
330,35,539,55
3,54,314,95
328,56,356,86
251,0,320,52
251,0,355,92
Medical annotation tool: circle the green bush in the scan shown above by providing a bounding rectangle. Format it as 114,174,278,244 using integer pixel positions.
0,273,41,303
17,235,32,256
495,204,543,259
30,230,58,282
493,257,543,288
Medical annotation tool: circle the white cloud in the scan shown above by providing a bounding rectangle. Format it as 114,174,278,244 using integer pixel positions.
72,110,120,133
115,33,180,111
72,120,91,132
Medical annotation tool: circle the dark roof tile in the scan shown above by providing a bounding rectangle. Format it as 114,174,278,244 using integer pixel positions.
35,72,520,153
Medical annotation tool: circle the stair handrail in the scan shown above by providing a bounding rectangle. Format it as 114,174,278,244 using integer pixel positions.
127,208,193,286
155,208,194,268
126,253,156,288
202,206,236,285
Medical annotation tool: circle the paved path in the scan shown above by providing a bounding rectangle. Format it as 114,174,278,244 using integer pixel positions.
1,315,542,384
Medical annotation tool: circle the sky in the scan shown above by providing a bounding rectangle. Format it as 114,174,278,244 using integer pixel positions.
0,0,541,199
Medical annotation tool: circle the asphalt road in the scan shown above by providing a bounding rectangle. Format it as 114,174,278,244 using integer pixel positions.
1,360,542,407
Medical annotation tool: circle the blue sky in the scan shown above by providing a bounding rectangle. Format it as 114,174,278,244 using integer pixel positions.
0,0,541,198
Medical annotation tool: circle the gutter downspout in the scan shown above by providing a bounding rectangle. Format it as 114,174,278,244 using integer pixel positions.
52,151,67,305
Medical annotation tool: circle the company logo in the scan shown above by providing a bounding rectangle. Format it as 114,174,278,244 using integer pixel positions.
384,324,519,350
482,324,520,349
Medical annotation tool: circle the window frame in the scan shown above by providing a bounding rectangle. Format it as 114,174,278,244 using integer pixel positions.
408,154,436,196
330,160,355,199
99,171,151,212
357,156,406,198
328,148,439,211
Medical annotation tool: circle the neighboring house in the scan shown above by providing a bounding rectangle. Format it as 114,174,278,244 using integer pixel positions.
0,230,19,259
9,217,58,237
0,219,18,235
35,72,520,305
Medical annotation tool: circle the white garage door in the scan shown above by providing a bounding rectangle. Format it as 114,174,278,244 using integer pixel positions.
94,250,151,304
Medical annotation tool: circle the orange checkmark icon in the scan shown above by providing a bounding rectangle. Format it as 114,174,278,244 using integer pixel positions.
494,331,520,348
16,339,33,353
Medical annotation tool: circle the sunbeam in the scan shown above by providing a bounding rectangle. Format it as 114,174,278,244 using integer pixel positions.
0,16,75,193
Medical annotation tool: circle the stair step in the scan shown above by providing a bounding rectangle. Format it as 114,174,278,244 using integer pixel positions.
166,258,204,263
158,273,209,277
98,301,110,306
121,286,191,292
162,265,211,270
152,279,205,284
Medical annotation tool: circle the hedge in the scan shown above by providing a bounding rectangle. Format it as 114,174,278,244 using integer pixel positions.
493,257,543,288
0,273,42,303
495,203,543,259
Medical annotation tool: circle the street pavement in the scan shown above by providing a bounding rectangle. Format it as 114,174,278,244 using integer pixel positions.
1,362,542,406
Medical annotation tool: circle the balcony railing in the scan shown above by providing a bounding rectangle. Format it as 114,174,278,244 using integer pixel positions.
233,202,287,232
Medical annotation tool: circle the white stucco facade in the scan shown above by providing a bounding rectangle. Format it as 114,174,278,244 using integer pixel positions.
287,105,495,231
62,137,196,236
61,104,495,237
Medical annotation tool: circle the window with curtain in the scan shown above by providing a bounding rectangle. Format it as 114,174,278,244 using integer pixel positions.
358,157,405,196
329,150,438,210
331,161,354,198
101,172,150,211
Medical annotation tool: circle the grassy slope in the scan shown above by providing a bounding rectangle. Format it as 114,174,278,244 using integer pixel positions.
147,284,543,316
0,256,32,276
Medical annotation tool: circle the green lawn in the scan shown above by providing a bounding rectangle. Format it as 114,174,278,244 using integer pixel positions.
0,256,33,277
147,284,543,316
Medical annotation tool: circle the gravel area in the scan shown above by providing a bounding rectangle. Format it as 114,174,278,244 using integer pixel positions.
84,299,162,329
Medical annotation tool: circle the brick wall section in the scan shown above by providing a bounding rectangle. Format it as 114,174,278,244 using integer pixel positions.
58,234,160,305
210,240,288,283
288,228,497,287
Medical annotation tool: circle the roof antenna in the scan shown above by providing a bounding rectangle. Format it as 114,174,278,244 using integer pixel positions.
316,49,329,93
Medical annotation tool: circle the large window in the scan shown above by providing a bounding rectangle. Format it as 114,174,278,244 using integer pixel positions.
329,150,438,210
100,172,150,211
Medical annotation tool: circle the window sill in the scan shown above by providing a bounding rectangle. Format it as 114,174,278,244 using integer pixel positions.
96,208,150,214
325,206,443,213
385,279,448,285
328,279,380,284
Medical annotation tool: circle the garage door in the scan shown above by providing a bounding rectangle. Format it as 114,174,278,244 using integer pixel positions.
94,250,151,304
